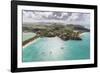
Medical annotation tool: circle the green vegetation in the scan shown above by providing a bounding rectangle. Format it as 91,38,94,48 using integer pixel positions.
23,23,90,41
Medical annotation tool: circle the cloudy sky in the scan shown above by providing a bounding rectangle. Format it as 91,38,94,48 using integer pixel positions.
22,10,90,28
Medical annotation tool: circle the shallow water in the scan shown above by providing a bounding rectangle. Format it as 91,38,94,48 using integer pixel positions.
22,32,90,62
23,32,36,42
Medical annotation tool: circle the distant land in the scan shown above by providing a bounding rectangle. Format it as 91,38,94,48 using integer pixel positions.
23,23,90,36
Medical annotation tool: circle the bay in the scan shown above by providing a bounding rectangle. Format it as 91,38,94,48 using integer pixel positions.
22,32,90,62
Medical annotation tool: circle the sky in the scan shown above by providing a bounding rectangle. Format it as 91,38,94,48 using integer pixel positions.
22,10,90,28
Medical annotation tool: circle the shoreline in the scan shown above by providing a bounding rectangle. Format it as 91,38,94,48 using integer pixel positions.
79,32,89,37
23,32,90,48
23,37,41,49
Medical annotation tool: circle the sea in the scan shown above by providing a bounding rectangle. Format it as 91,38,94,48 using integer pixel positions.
22,32,90,62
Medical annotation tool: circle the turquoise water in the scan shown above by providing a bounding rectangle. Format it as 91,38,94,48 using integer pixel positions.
23,32,36,42
22,32,90,62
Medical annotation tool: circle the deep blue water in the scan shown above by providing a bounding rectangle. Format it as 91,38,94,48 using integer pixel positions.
22,32,90,62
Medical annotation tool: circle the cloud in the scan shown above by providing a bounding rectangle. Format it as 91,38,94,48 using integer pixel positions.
34,12,53,18
23,10,90,26
67,13,80,21
66,13,90,25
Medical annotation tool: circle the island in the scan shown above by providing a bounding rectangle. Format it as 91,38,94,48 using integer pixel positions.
22,23,90,46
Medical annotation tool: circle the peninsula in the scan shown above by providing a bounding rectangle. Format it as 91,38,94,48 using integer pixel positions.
22,23,90,46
